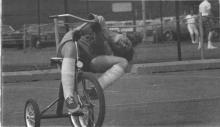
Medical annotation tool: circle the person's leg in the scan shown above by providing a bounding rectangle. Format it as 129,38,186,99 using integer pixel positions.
60,41,81,114
207,30,217,49
187,24,195,44
193,24,199,44
207,18,217,49
90,55,128,89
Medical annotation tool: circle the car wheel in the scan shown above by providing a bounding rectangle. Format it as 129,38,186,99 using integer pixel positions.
164,31,175,41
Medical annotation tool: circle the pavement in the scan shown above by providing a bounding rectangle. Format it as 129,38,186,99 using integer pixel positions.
2,58,220,83
3,69,220,126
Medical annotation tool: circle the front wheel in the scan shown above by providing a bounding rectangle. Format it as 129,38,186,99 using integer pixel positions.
24,99,41,127
69,72,105,127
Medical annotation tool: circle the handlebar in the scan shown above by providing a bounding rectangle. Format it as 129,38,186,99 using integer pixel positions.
49,14,96,23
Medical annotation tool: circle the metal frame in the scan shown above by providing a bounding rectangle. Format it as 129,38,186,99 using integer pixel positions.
39,82,68,119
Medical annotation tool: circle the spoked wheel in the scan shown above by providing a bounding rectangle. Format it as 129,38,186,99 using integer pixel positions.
69,72,105,127
24,99,41,127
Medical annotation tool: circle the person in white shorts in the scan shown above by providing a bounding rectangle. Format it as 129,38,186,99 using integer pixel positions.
199,0,217,49
185,9,199,44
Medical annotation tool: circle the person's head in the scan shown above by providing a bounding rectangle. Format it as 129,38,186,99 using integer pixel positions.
111,33,134,61
190,9,194,15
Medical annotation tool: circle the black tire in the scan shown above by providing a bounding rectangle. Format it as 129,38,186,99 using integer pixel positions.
164,31,175,41
24,99,41,127
69,72,105,127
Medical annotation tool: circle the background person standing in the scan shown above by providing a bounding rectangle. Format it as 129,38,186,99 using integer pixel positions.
185,9,199,45
199,0,218,49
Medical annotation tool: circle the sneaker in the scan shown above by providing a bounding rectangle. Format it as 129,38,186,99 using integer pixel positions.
70,116,81,127
198,45,201,50
79,115,88,127
192,41,196,44
86,87,98,100
207,45,217,49
65,96,80,114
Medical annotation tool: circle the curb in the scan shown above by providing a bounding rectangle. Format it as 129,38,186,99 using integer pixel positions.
3,59,220,83
2,69,60,83
131,59,220,74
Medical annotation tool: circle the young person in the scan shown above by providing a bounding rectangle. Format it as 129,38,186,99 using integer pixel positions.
185,9,199,44
58,14,134,126
199,0,218,49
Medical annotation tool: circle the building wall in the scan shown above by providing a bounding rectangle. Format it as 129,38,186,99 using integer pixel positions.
2,0,219,29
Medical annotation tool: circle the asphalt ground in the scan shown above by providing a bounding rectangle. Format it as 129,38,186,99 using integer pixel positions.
2,69,220,127
2,41,220,72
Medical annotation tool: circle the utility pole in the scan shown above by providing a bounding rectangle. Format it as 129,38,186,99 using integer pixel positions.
86,0,89,15
142,0,147,43
132,1,136,32
64,0,69,31
160,0,163,42
175,0,182,61
36,0,41,48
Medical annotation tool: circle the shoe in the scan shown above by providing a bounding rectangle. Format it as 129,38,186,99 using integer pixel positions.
79,115,88,127
207,45,217,49
86,87,98,100
70,116,81,127
65,96,80,114
192,41,196,44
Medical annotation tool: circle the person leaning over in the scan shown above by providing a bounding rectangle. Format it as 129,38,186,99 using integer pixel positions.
57,13,134,126
199,0,218,49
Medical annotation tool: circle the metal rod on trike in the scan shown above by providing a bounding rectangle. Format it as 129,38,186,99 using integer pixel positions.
40,97,60,116
53,18,60,53
50,14,96,52
49,14,96,23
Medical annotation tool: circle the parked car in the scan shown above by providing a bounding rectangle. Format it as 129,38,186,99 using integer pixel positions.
2,25,24,48
21,23,68,48
153,15,220,42
152,15,190,42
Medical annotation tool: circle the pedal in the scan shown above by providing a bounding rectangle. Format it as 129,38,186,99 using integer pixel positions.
70,111,84,116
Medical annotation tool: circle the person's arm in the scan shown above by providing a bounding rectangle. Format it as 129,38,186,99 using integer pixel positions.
90,14,118,43
75,23,93,35
88,14,117,54
103,41,113,55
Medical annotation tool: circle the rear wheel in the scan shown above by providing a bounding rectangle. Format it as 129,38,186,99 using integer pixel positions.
164,31,175,41
69,72,105,127
24,99,41,127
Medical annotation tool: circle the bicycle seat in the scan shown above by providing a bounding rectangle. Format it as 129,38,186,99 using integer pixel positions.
50,57,63,65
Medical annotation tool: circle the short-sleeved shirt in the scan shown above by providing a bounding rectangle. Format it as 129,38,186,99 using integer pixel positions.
185,15,197,24
57,29,112,70
199,0,211,16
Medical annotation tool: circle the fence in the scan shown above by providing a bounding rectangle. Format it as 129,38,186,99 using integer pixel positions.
103,15,220,63
2,15,220,63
